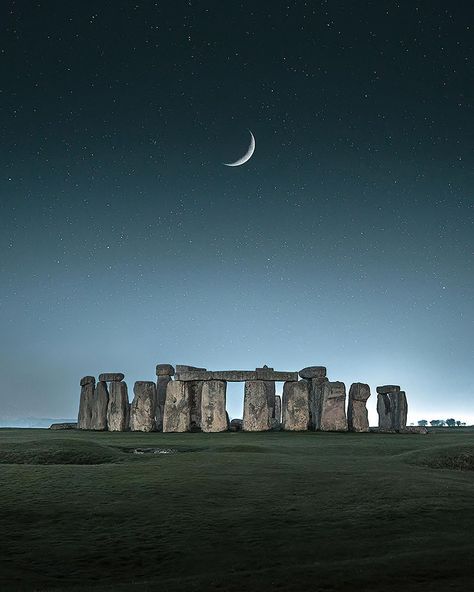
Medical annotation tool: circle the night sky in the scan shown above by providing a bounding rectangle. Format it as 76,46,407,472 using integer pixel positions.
1,1,473,424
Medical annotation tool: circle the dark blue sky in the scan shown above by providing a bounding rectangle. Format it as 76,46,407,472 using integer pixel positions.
1,1,473,423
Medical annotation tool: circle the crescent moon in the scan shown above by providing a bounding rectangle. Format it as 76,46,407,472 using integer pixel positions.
223,130,255,167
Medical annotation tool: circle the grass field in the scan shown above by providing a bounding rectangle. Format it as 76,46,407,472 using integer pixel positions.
0,428,473,591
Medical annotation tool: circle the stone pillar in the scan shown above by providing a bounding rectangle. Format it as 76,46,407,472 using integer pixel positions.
242,381,273,431
130,381,157,432
91,381,109,430
320,381,347,431
299,366,328,430
376,386,407,431
106,379,129,432
201,380,227,432
282,381,310,431
163,380,191,432
274,395,282,424
155,364,175,432
78,376,95,429
188,381,204,431
347,383,370,432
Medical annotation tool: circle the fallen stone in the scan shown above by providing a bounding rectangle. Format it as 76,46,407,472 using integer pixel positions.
320,381,348,431
282,381,310,431
78,378,95,430
155,376,171,432
347,383,371,432
80,376,95,386
243,381,273,431
99,373,125,382
107,381,129,431
163,380,191,432
376,385,400,395
229,418,243,431
49,422,77,430
201,380,227,432
299,366,327,380
156,364,175,377
90,381,109,430
130,381,157,432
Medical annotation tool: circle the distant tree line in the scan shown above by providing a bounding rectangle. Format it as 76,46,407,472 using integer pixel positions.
417,419,467,427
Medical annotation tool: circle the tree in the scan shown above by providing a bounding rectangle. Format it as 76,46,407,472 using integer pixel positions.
446,418,456,427
430,420,440,426
456,421,462,427
418,420,428,426
438,419,446,426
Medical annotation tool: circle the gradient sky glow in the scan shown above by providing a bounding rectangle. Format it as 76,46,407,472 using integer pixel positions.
1,1,473,424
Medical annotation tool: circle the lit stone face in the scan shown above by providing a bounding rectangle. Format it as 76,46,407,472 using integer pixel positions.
282,381,310,431
130,381,157,432
201,380,227,433
242,381,273,432
107,381,129,432
319,381,347,432
162,380,191,433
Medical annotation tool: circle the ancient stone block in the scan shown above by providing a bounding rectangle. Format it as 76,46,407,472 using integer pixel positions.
99,373,125,382
49,422,77,430
320,381,347,431
130,381,157,432
90,380,109,430
201,380,227,433
175,369,299,382
376,385,400,395
163,380,191,432
282,381,310,431
80,375,95,386
243,381,273,431
274,394,282,424
229,418,243,431
188,381,204,431
307,376,329,430
156,364,175,376
299,366,327,380
377,390,407,431
155,376,171,432
377,393,392,429
78,378,95,429
107,381,129,431
347,383,371,432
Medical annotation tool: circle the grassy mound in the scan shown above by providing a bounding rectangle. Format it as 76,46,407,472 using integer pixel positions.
0,439,124,465
405,444,474,471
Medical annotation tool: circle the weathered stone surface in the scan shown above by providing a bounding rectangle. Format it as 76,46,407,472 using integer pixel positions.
163,380,191,432
376,385,400,395
243,381,273,431
80,375,95,386
188,381,203,431
107,381,129,431
229,418,243,431
282,381,310,431
156,364,175,376
274,395,282,424
155,376,171,432
299,366,327,380
307,376,329,430
201,380,227,433
90,381,109,430
176,369,299,382
377,391,408,431
130,381,157,432
78,378,95,429
320,381,347,431
99,373,125,382
347,383,371,432
49,422,77,430
175,365,207,376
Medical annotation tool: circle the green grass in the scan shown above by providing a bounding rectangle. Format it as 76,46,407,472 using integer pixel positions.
0,428,473,591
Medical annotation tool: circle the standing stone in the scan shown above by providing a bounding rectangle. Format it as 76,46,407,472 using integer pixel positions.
320,381,347,431
201,380,227,433
188,381,204,431
377,393,392,429
130,381,157,432
243,381,273,431
107,381,129,431
163,380,191,432
90,381,109,430
274,395,282,424
282,380,310,431
156,376,171,432
377,389,408,431
78,377,95,429
307,376,329,430
347,383,371,432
